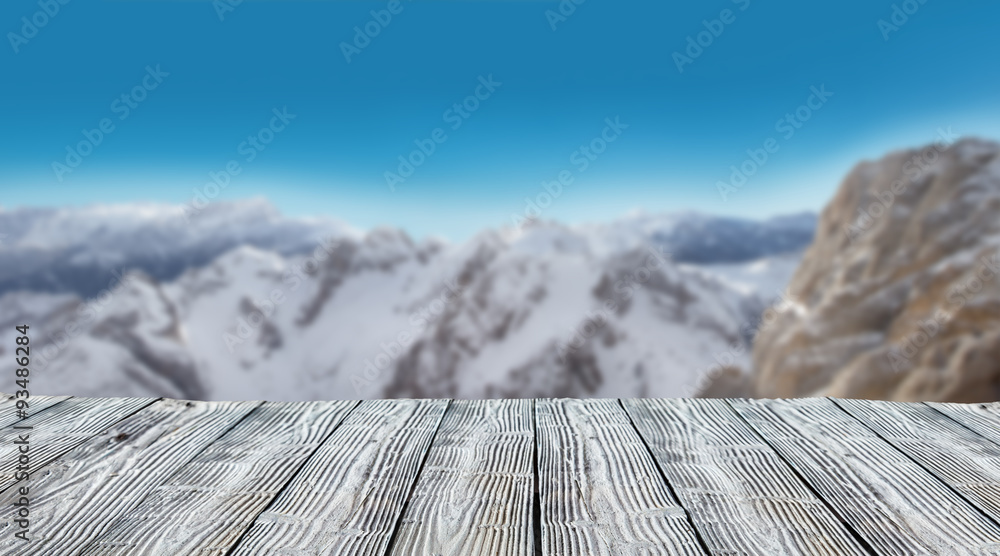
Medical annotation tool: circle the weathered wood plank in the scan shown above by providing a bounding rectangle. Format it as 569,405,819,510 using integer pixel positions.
0,399,260,555
836,398,1000,527
0,396,154,492
78,400,357,556
389,399,535,556
0,395,69,430
535,398,705,556
623,398,868,555
228,399,449,556
731,397,1000,555
928,402,1000,448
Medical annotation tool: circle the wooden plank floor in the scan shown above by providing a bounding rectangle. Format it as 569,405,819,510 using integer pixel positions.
2,397,1000,555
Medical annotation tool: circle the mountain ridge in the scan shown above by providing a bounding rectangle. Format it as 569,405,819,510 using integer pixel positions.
0,208,810,400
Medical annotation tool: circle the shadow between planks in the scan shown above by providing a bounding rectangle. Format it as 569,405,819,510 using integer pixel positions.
1,394,1000,555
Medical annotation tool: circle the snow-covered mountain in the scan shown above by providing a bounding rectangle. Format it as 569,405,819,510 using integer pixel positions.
0,201,812,298
0,203,812,400
0,199,359,298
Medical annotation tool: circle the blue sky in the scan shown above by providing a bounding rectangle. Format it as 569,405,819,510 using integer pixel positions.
1,0,998,240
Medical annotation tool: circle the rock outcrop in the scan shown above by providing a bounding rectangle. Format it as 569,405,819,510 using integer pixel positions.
738,136,1000,402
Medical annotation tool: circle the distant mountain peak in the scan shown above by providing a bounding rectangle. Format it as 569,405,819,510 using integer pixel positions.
0,198,813,401
0,201,816,299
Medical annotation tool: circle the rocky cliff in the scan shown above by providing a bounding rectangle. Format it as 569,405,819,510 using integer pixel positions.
727,136,1000,402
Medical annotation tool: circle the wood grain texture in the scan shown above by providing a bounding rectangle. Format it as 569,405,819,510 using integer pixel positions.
836,398,1000,526
928,402,1000,447
731,397,1000,555
535,398,706,556
78,400,357,556
0,395,69,430
389,399,535,556
8,397,1000,554
0,396,154,492
623,398,868,556
0,399,260,555
228,399,449,556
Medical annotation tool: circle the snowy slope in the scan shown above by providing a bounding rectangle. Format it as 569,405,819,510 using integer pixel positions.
0,206,809,401
0,200,810,298
0,199,359,297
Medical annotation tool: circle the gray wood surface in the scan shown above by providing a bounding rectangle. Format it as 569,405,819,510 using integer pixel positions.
731,397,1000,555
5,397,1000,554
78,400,357,555
536,398,706,556
0,399,260,555
836,398,1000,526
928,402,1000,447
0,395,69,430
228,399,449,556
623,398,868,556
389,399,535,556
0,396,153,492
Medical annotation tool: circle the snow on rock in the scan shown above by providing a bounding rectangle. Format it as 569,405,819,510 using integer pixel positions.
725,137,1000,402
0,204,810,400
0,198,359,298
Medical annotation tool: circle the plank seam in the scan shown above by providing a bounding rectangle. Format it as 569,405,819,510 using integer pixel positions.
220,399,363,556
722,398,880,556
69,399,267,556
615,398,713,556
2,396,164,496
0,395,73,431
531,398,542,556
382,399,453,556
830,397,1000,532
922,401,1000,451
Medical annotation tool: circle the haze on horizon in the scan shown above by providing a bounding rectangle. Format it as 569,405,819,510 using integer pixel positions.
2,0,1000,240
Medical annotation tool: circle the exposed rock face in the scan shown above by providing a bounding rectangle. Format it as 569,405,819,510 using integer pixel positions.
746,137,1000,402
0,210,807,401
